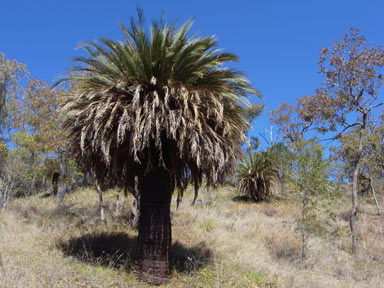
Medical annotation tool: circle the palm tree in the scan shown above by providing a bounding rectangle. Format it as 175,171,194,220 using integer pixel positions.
59,11,259,284
236,152,278,201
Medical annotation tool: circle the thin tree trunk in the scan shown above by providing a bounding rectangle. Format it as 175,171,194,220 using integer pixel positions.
301,190,308,264
130,196,140,229
0,177,3,211
369,178,382,216
278,172,285,199
41,174,46,193
91,165,107,225
52,172,59,196
134,167,173,285
2,181,13,212
29,173,36,197
115,190,120,214
94,176,106,225
350,152,360,254
362,188,367,215
130,176,140,229
350,120,365,254
56,160,67,202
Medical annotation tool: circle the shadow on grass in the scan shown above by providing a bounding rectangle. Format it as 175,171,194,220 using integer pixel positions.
57,232,212,274
232,195,255,202
232,195,279,203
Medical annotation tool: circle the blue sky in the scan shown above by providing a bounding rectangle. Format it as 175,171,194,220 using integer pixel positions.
1,0,383,148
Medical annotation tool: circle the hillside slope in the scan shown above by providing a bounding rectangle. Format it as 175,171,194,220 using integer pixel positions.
0,186,383,287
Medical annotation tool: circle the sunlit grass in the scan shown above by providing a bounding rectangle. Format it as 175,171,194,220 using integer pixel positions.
1,185,383,287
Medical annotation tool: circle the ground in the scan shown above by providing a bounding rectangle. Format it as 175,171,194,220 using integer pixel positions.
0,185,383,287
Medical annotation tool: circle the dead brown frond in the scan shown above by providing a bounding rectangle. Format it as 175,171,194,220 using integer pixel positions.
59,18,260,199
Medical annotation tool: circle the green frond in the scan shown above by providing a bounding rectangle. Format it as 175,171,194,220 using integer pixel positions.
236,152,278,201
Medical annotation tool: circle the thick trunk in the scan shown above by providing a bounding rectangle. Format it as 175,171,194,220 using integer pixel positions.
134,167,173,285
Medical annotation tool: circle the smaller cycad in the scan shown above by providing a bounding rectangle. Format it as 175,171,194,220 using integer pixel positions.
236,152,278,201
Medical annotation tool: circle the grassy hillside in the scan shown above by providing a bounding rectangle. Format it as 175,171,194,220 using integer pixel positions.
0,186,383,287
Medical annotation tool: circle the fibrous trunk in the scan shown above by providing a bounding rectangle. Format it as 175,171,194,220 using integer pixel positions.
134,167,173,285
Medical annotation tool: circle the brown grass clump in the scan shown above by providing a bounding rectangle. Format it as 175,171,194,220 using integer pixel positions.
263,230,301,261
358,215,384,263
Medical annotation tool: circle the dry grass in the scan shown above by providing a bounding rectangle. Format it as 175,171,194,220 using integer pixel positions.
0,186,383,287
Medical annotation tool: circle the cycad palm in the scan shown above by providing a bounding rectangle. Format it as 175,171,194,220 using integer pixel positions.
60,12,259,284
237,152,278,201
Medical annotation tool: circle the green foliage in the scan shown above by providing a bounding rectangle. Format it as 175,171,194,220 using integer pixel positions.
1,78,84,199
291,139,332,260
291,139,329,198
266,143,293,186
236,151,278,201
0,141,7,159
0,52,26,133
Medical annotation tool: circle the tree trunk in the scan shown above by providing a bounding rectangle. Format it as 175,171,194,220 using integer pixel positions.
130,176,140,229
362,187,367,215
301,190,308,264
94,176,106,226
29,173,36,197
134,167,173,285
350,151,360,254
130,196,140,229
277,171,285,199
350,122,365,254
56,160,67,202
52,172,59,195
91,165,107,225
369,177,382,216
115,190,120,215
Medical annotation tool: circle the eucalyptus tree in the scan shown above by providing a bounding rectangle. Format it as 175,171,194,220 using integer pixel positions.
59,12,259,284
11,79,76,199
0,53,26,134
0,53,26,204
270,102,313,145
337,127,383,215
299,28,384,253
